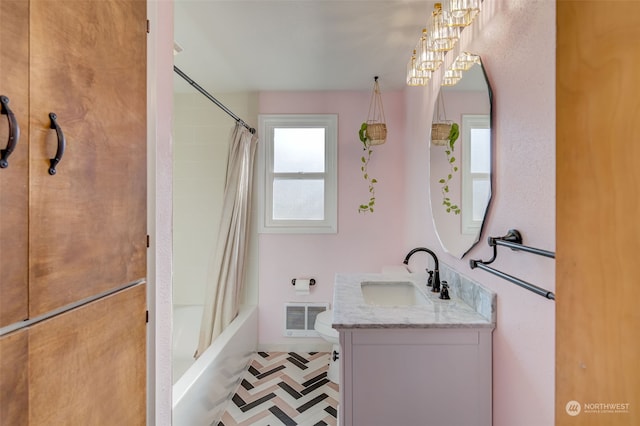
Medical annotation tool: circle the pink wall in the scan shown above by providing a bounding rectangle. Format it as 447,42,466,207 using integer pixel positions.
257,91,406,348
404,1,555,425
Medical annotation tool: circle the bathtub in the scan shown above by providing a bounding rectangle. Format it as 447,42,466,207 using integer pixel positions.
172,304,258,426
172,305,203,383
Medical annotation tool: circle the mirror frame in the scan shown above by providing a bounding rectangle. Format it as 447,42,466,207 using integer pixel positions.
429,55,494,259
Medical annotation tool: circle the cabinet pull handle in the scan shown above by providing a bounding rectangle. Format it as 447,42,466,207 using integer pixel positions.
48,112,65,175
0,95,20,169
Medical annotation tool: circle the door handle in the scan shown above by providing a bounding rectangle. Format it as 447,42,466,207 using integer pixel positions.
48,112,66,175
0,95,20,169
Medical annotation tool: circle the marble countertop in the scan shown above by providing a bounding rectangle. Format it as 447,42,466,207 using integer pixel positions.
332,272,495,329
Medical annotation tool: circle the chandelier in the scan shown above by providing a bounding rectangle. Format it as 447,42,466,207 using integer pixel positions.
406,0,481,87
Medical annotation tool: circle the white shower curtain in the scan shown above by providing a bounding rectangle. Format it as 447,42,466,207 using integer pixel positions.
196,122,258,357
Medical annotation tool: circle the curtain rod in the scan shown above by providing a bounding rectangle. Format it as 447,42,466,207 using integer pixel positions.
173,66,256,134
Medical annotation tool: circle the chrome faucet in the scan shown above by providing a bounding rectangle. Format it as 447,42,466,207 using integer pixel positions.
402,247,441,292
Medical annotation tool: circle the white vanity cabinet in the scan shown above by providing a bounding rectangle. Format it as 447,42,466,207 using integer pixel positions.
332,272,496,426
338,327,492,426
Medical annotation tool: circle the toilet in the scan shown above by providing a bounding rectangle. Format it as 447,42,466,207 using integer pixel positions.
314,309,340,384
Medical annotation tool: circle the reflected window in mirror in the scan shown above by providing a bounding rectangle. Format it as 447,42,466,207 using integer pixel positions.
461,114,490,235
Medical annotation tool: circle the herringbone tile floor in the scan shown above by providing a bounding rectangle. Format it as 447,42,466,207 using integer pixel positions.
218,352,339,426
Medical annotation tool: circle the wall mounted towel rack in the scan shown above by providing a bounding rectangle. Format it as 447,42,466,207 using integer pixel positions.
469,229,556,300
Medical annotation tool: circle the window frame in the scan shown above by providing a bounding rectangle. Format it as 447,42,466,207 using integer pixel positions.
258,114,338,234
461,114,491,235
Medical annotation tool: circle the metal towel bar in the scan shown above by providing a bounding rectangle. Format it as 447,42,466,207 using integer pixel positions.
469,229,555,300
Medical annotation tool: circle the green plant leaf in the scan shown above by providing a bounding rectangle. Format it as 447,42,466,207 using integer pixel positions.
448,123,459,147
357,122,379,214
437,122,462,217
359,122,368,143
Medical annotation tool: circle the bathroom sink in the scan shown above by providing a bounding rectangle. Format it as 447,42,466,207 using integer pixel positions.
360,281,429,306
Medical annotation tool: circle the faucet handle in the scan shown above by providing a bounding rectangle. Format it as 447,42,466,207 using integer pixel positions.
439,281,450,300
426,269,434,287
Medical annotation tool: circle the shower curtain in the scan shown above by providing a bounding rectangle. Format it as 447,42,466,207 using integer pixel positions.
196,122,258,357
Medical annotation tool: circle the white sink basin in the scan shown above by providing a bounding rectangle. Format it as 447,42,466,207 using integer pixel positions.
360,281,429,306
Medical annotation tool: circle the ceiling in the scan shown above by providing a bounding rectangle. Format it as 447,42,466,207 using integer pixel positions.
173,0,436,94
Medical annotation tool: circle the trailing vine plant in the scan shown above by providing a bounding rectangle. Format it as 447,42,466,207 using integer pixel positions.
438,122,461,215
358,122,377,213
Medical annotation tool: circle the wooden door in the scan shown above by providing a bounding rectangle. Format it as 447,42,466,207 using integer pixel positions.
0,0,29,328
556,1,640,424
0,329,29,425
28,0,148,317
28,283,146,424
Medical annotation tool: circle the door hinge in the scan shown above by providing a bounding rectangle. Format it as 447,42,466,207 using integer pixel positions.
146,310,149,323
146,19,150,34
146,234,150,248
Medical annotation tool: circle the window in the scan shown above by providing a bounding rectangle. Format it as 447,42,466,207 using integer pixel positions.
461,114,491,235
258,114,338,233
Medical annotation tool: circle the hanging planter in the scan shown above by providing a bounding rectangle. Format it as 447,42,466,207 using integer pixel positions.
431,91,452,147
366,123,387,145
357,76,387,213
364,76,387,145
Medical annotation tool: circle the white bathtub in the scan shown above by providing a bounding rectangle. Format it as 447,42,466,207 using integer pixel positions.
172,305,202,383
172,304,258,426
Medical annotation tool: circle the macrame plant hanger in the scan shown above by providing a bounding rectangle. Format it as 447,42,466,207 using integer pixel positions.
431,90,452,146
366,76,387,145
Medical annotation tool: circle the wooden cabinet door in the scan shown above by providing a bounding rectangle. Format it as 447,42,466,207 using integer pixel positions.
0,0,29,328
28,283,146,424
557,1,640,424
2,0,147,423
0,329,29,426
28,0,147,317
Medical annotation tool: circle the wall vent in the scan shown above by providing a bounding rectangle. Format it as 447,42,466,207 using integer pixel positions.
283,303,329,337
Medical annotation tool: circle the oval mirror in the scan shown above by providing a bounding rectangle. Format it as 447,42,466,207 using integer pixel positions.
429,54,493,258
